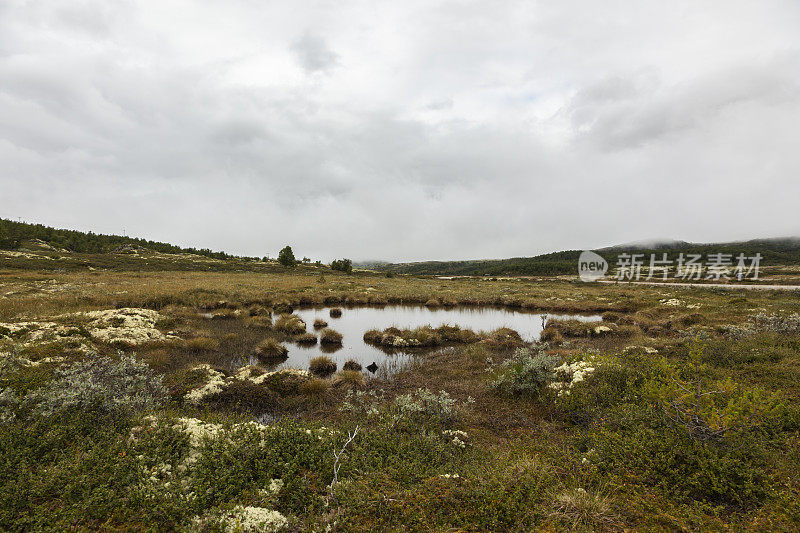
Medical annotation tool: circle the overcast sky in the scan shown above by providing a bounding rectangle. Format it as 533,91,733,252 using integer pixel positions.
2,1,800,261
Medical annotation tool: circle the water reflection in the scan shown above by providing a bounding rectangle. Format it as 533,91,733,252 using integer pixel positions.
271,305,600,376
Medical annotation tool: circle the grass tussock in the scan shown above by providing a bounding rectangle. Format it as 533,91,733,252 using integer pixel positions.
252,338,288,361
333,369,365,388
342,359,362,371
272,300,294,314
549,488,620,531
274,314,306,335
309,355,337,377
299,377,331,397
294,332,318,345
364,325,481,348
480,327,524,351
319,328,343,345
313,318,328,329
183,336,220,352
329,308,343,318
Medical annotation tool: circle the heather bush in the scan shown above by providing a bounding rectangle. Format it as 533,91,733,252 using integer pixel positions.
28,354,166,418
751,311,800,335
488,345,559,397
393,388,469,427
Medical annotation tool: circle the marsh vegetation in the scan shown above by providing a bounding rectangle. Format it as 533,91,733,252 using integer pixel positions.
0,267,799,530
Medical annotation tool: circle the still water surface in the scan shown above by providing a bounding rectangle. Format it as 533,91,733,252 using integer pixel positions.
270,306,600,375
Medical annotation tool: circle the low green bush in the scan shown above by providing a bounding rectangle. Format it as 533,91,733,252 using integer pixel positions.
488,345,559,397
25,354,166,419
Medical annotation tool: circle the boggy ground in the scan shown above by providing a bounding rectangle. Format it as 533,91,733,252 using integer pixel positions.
1,268,799,531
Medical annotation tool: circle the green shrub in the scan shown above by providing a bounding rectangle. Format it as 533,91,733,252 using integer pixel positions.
330,258,353,273
277,246,296,267
27,354,166,419
648,338,786,441
394,388,468,428
191,420,333,512
593,409,772,507
488,345,559,397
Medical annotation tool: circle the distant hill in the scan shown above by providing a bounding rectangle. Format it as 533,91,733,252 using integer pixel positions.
0,218,302,272
0,218,235,260
371,238,800,276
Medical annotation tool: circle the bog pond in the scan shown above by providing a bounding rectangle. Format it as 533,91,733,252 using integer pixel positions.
263,306,601,375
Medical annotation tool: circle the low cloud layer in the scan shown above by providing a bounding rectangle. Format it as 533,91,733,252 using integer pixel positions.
2,1,799,261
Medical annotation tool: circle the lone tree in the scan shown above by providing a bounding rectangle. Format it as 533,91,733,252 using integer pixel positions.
330,258,353,273
278,245,296,267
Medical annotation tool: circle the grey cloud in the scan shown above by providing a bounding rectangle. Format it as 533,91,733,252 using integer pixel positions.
567,59,800,150
1,1,800,261
291,33,338,73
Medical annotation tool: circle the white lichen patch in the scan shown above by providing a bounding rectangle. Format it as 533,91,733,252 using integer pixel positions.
593,325,612,336
442,429,469,448
623,345,658,355
184,365,227,405
0,320,94,359
193,505,287,533
0,250,54,260
235,366,311,385
548,359,597,397
258,478,284,498
184,365,311,405
82,308,166,346
172,416,224,447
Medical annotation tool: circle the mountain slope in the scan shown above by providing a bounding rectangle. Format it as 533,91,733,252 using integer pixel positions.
372,238,800,276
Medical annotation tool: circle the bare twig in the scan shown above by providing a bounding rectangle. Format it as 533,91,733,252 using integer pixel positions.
330,425,359,489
